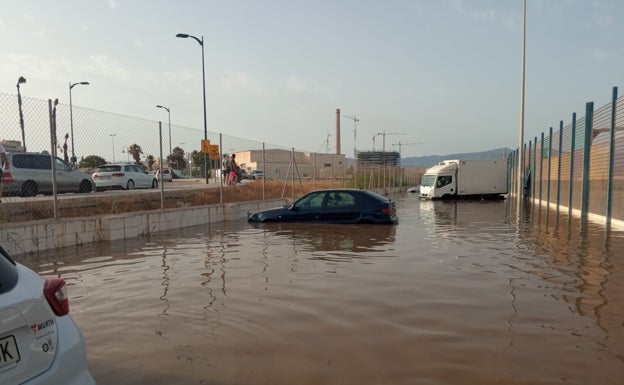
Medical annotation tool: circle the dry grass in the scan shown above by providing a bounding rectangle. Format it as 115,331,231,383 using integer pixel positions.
220,179,346,203
1,179,351,222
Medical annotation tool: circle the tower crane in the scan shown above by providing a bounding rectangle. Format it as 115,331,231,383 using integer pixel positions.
343,114,359,159
343,114,360,188
392,141,423,156
371,131,406,165
372,131,406,153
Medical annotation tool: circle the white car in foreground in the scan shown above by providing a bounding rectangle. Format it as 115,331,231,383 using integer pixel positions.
0,245,95,385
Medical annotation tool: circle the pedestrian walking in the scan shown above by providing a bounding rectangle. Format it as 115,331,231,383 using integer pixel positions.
222,154,230,185
229,154,238,185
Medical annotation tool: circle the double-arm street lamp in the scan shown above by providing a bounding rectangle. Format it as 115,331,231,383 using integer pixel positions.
69,81,90,165
17,76,27,152
176,32,208,183
156,105,172,155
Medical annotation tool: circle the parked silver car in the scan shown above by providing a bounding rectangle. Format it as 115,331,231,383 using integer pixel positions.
2,153,95,197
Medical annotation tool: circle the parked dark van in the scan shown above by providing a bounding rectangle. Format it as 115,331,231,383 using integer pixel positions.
2,152,95,197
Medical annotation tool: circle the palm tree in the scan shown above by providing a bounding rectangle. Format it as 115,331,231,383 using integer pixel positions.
167,147,186,170
146,154,155,171
127,144,143,165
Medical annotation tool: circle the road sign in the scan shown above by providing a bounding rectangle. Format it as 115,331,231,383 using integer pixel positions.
209,144,220,160
201,139,210,153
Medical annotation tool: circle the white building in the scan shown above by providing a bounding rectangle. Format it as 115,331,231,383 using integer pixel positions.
231,149,348,180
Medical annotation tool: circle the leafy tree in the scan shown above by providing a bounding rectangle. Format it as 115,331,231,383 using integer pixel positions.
167,146,186,170
191,150,206,178
127,144,143,165
146,154,155,171
78,155,106,171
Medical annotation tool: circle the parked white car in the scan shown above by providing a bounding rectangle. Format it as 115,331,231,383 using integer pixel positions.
155,168,172,182
92,163,158,191
0,245,95,385
248,170,264,180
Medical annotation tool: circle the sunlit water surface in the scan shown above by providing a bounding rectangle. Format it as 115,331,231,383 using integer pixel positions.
20,194,624,385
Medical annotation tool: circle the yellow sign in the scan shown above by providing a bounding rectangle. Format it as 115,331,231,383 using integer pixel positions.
209,144,220,160
201,139,210,153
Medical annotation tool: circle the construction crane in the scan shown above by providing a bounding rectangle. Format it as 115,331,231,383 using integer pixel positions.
372,131,406,153
343,114,360,188
343,114,359,159
392,141,423,156
371,131,406,165
317,131,332,153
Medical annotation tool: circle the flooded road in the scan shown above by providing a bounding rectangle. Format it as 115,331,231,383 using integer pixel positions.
20,193,624,385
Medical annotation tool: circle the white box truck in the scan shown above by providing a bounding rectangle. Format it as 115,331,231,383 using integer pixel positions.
419,158,508,200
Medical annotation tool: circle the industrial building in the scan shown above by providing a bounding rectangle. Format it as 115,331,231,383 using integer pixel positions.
231,149,347,180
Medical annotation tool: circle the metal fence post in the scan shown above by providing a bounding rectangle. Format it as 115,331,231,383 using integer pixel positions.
606,87,618,228
159,122,164,210
539,132,544,211
527,139,532,200
532,136,537,205
48,99,59,219
568,113,576,220
580,102,594,222
556,121,563,218
546,127,553,222
219,134,223,205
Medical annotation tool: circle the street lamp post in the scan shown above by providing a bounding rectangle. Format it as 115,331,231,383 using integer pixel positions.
69,81,90,166
156,105,172,155
110,134,117,162
176,32,208,183
16,76,27,152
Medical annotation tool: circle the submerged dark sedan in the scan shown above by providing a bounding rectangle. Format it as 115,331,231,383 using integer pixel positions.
248,189,398,224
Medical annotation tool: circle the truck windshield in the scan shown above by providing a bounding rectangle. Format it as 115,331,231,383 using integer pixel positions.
420,175,436,187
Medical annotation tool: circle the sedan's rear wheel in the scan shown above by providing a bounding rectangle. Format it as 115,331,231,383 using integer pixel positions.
126,180,135,190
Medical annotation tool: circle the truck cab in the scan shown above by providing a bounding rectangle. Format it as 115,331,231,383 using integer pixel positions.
419,161,459,199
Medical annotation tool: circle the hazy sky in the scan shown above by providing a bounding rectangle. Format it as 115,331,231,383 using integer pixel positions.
1,0,622,158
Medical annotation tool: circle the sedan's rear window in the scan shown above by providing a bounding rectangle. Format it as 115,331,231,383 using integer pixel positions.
0,245,18,294
96,165,121,172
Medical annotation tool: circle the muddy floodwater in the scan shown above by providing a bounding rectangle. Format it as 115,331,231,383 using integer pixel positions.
20,193,624,385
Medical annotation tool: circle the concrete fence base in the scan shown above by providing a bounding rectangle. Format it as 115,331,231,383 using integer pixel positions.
0,199,286,257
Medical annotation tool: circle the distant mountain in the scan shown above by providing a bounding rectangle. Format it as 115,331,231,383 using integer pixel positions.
400,148,511,167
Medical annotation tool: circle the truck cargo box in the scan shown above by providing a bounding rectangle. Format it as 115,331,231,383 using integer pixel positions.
456,159,508,195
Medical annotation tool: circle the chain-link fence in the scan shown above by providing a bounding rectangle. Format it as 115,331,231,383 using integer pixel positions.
0,93,420,223
509,86,624,227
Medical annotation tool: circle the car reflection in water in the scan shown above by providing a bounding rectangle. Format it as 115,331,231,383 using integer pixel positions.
248,221,397,260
